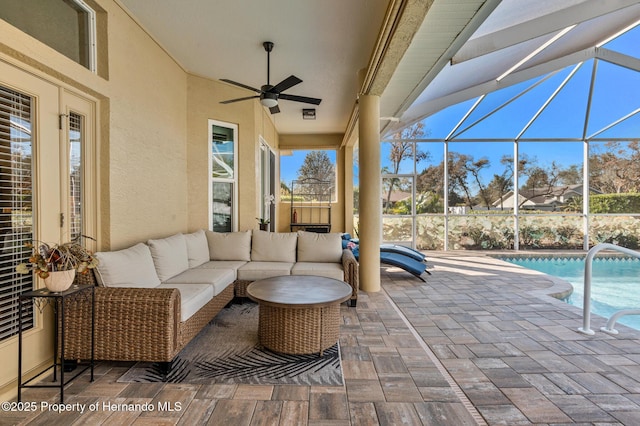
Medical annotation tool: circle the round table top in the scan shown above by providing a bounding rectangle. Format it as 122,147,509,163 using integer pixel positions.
246,275,352,308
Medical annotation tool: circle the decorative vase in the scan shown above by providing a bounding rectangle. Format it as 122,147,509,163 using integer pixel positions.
44,269,76,292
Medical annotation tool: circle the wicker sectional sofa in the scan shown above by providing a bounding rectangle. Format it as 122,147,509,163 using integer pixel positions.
64,230,359,363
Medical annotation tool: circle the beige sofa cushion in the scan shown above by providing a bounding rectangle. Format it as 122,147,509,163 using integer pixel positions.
206,230,251,261
251,230,297,262
157,283,214,322
237,261,293,281
196,260,248,280
184,229,210,268
147,233,189,282
163,268,235,296
297,231,343,263
291,262,345,281
95,243,160,288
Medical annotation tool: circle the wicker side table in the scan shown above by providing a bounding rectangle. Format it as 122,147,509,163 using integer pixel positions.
246,276,351,356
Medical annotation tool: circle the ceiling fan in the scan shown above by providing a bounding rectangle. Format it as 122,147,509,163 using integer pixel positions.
220,41,322,114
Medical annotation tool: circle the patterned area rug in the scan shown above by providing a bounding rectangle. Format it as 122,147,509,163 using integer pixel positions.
117,302,343,386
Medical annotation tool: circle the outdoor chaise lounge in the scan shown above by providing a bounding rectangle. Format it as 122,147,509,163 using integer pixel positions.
344,236,432,281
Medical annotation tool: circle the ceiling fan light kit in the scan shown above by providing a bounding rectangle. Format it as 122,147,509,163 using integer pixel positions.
260,93,278,108
220,41,322,114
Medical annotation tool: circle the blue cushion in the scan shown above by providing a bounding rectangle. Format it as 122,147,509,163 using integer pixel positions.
380,252,426,277
380,244,426,262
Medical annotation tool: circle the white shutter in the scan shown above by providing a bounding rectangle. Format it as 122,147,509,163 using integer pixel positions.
0,85,34,340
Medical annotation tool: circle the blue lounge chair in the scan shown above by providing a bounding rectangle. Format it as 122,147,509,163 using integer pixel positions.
342,234,432,281
379,251,430,281
380,244,428,264
351,247,430,282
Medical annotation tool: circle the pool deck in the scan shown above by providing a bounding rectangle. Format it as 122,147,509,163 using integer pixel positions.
10,251,640,425
380,252,640,425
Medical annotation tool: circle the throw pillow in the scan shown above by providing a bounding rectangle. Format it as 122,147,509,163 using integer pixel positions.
205,230,252,261
184,229,209,268
95,243,161,288
251,230,297,262
147,233,189,282
297,231,343,263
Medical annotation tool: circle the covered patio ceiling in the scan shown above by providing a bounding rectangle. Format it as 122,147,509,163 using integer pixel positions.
382,0,640,137
118,0,640,142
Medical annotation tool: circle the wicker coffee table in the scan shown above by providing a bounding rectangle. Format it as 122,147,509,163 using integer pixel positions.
246,275,352,356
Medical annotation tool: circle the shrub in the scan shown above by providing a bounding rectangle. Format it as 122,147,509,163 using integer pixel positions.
590,193,640,214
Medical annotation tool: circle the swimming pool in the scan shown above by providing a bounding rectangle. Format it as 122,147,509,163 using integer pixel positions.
501,256,640,330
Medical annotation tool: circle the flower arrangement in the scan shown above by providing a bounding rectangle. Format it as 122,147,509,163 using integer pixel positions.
16,236,99,279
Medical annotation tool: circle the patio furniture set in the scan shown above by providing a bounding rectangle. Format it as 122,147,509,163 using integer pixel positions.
61,229,359,365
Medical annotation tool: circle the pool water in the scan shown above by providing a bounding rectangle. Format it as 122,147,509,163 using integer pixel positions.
501,257,640,330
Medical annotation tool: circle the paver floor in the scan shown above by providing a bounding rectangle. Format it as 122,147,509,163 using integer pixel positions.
6,253,640,425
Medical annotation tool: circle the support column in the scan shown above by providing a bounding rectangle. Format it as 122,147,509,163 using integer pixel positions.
358,94,381,292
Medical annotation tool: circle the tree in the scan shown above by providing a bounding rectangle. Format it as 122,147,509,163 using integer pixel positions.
519,160,582,208
280,181,291,197
296,151,335,198
589,140,640,194
486,174,511,210
465,157,491,208
447,152,477,208
383,123,429,212
489,154,531,210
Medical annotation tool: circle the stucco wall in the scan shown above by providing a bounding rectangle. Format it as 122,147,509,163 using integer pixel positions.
106,2,188,248
186,75,279,232
0,0,189,399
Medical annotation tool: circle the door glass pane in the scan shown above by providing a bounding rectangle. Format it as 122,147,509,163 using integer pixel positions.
0,85,34,340
69,112,83,241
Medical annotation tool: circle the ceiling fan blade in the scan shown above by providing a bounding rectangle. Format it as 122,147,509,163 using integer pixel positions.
269,75,302,94
220,79,261,93
269,105,280,114
279,93,322,105
220,95,260,104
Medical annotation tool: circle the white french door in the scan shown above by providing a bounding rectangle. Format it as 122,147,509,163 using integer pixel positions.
60,90,96,249
0,60,96,366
